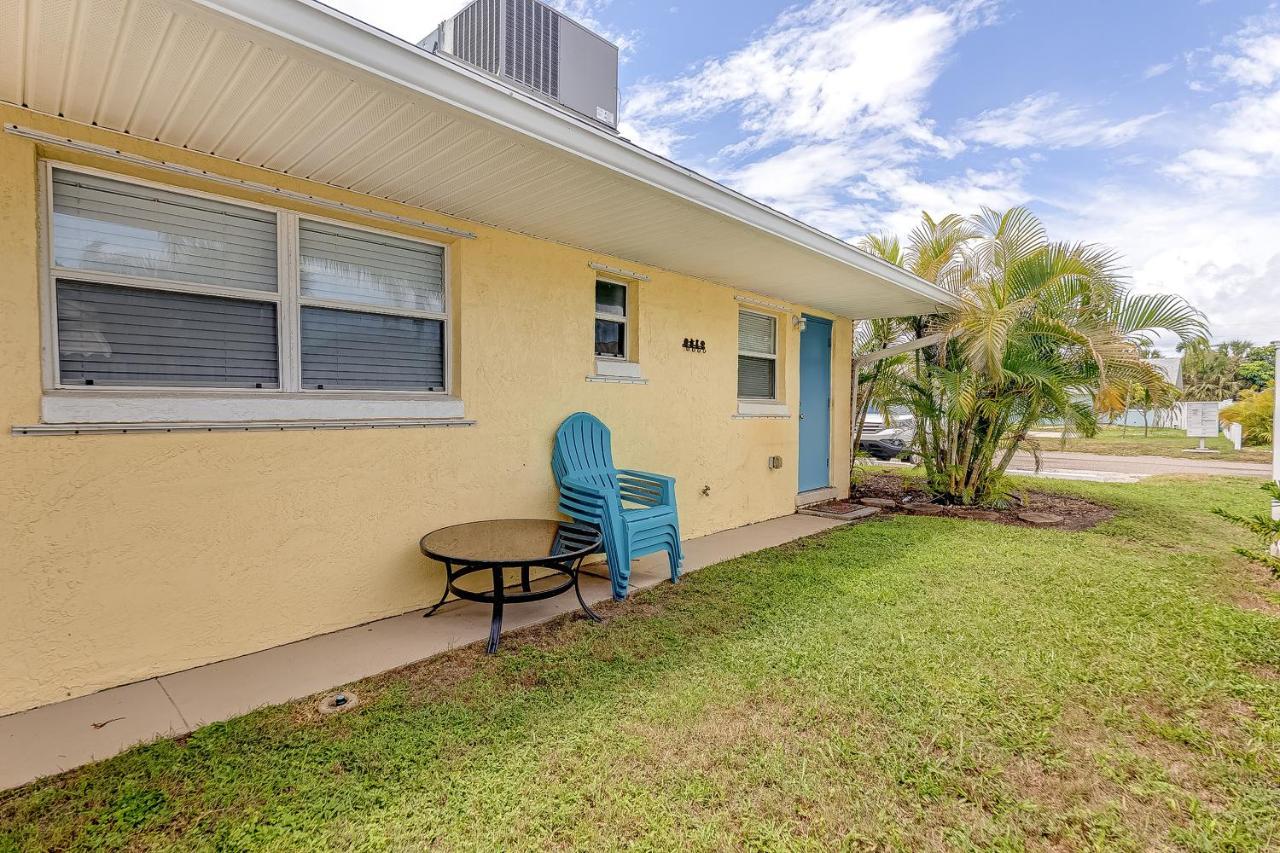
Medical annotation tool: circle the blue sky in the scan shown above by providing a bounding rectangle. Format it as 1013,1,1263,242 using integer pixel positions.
330,0,1280,349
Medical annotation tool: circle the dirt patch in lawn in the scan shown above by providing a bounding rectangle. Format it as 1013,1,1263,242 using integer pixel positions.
828,473,1114,531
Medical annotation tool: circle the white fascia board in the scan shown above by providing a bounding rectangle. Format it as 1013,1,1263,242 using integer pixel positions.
183,0,960,313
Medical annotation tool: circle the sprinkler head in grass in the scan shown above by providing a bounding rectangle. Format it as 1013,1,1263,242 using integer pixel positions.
318,691,359,715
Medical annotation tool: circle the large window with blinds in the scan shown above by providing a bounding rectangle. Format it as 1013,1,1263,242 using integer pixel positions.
737,310,778,400
46,166,449,396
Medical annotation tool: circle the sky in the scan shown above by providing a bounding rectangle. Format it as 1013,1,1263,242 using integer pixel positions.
328,0,1280,350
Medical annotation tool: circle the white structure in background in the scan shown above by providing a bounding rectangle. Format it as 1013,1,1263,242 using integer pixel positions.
1150,356,1183,386
1225,421,1244,450
1185,401,1223,453
1114,355,1184,429
1272,341,1279,557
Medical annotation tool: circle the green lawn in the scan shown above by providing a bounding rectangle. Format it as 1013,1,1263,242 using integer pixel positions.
3,476,1279,851
1051,426,1273,463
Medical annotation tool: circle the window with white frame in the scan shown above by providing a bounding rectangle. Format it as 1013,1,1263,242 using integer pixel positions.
737,310,777,399
47,167,448,394
594,279,627,359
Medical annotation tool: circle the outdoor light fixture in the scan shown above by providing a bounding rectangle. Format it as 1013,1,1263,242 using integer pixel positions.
793,315,807,332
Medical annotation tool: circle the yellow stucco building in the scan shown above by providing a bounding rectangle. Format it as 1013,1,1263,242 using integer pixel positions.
0,0,956,719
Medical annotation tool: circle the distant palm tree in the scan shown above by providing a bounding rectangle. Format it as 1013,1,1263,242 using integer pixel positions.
872,207,1206,504
1180,339,1251,401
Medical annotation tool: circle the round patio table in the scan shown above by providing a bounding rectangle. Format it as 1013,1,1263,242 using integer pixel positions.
420,519,603,654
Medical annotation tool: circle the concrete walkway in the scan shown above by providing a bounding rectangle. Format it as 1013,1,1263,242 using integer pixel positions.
862,452,1270,483
1010,450,1271,479
0,514,848,791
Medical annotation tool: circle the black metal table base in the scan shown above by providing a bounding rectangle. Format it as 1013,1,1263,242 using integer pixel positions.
422,555,602,653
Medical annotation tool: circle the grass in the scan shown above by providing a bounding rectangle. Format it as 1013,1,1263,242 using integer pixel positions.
1049,425,1273,463
2,475,1279,851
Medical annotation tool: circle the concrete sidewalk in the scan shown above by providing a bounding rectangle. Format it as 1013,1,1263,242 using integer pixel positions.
861,452,1270,483
0,513,848,791
1011,450,1271,479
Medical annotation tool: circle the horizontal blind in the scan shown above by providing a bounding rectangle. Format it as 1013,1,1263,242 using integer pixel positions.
737,356,776,400
56,281,279,388
300,220,445,313
52,170,278,293
738,311,776,355
300,307,445,391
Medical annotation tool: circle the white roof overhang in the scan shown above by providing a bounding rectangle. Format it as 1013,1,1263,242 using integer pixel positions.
0,0,960,319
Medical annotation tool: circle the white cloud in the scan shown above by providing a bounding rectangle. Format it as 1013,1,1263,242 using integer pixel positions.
1166,18,1280,191
623,0,993,157
1212,21,1280,87
1045,185,1280,347
616,0,1003,240
1041,15,1280,346
322,0,469,42
616,120,682,158
710,141,1029,242
874,162,1031,238
958,93,1162,150
1143,61,1175,79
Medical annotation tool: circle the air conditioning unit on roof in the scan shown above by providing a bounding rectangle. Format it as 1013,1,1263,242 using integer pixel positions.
421,0,620,132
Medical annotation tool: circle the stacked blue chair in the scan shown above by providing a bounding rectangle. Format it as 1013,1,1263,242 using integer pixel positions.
552,412,683,600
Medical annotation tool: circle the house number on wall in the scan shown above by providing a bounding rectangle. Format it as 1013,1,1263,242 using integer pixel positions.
682,338,707,353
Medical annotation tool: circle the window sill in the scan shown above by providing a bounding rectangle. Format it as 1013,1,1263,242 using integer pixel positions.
735,400,791,418
13,419,475,436
587,358,647,385
40,390,465,425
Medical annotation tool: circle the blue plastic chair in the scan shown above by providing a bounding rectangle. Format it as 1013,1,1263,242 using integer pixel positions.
552,412,684,600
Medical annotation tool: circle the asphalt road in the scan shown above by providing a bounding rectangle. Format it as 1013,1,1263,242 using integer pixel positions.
1009,450,1272,479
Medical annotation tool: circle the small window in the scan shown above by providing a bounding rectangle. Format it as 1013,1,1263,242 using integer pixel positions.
737,310,777,399
594,280,627,359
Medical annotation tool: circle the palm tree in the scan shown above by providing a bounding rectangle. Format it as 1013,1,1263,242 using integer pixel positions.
875,207,1206,505
852,215,977,456
1180,339,1255,401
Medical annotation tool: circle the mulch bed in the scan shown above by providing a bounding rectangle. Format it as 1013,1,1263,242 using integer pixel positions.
813,473,1114,532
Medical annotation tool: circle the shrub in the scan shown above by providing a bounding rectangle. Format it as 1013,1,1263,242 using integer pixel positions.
1220,385,1274,446
1213,482,1280,579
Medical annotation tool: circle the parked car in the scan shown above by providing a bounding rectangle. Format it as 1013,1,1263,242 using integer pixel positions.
858,407,916,461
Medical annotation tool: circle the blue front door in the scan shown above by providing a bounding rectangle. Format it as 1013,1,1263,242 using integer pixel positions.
798,315,832,492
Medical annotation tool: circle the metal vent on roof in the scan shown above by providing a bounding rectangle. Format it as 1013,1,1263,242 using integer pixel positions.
452,0,500,75
504,0,558,98
424,0,616,130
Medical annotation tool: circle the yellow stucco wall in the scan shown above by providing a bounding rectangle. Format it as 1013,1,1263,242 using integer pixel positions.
0,105,852,716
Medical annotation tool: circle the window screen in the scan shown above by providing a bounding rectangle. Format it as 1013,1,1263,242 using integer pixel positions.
298,220,447,392
51,169,277,293
300,307,445,391
594,280,627,358
738,311,777,399
56,280,279,388
299,220,445,312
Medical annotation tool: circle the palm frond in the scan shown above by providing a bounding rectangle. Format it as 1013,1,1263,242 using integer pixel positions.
857,233,904,267
1110,292,1208,346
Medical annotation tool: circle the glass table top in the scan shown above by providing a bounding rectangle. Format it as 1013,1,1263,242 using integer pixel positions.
420,519,600,565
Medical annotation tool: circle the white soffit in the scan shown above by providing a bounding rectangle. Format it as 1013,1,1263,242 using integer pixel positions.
0,0,959,320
